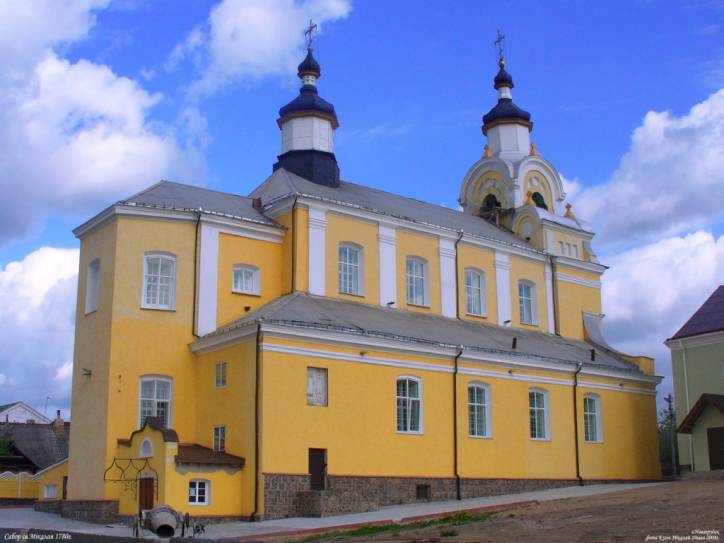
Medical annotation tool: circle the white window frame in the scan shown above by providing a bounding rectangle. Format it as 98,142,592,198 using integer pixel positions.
583,394,603,443
306,367,328,407
518,280,538,325
232,264,260,295
468,382,492,438
138,376,173,428
338,243,364,296
142,252,176,310
215,362,227,388
188,479,209,506
139,438,153,458
43,484,57,499
406,257,429,307
529,388,550,440
464,268,487,317
85,258,100,314
213,426,225,452
396,376,423,434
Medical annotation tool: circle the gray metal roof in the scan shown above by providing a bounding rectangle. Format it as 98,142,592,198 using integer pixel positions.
0,422,69,470
120,180,279,226
251,169,532,249
203,292,642,374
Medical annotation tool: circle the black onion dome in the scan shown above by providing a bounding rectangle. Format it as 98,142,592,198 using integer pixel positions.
493,66,513,89
482,98,532,133
278,85,339,127
298,49,321,78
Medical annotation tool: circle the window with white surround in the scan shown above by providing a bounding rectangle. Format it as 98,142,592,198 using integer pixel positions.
85,258,100,314
396,376,422,433
140,439,153,458
584,394,603,443
139,377,172,428
468,383,491,438
143,253,176,310
406,257,428,306
307,367,328,406
465,268,486,316
188,480,209,505
215,362,227,388
44,484,57,499
213,426,225,452
518,280,537,325
529,388,549,439
232,264,260,295
338,244,363,295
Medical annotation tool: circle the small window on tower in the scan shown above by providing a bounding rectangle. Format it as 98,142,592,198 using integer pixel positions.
480,194,501,214
532,192,548,210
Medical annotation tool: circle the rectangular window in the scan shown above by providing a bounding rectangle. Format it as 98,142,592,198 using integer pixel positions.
396,377,421,433
529,390,548,439
232,265,259,294
43,484,57,499
139,378,171,427
584,396,601,442
338,245,361,295
519,281,536,325
143,254,176,310
188,480,208,505
465,269,485,316
406,257,427,306
307,367,328,406
468,385,489,437
213,426,225,452
85,259,100,314
215,362,227,388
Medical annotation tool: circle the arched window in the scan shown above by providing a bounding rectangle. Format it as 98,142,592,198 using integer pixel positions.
140,438,153,458
464,268,486,316
481,194,501,214
232,264,260,295
338,243,363,296
518,280,537,325
532,192,548,210
468,383,491,438
143,252,176,310
529,388,549,440
139,376,172,428
583,394,603,443
406,257,428,306
396,376,422,433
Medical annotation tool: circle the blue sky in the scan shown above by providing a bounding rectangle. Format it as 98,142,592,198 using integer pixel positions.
1,0,723,416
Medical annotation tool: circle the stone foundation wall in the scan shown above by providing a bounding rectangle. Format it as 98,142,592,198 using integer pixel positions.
59,499,119,525
459,478,577,499
33,500,61,514
263,474,310,520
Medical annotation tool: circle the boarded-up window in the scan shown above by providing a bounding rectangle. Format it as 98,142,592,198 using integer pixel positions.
307,368,328,406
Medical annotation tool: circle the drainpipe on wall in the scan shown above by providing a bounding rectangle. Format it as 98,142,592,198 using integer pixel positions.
191,209,202,337
453,346,464,500
251,319,263,521
454,230,464,320
573,362,583,486
681,346,695,471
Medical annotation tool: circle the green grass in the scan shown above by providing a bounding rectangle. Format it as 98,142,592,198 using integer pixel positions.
288,511,494,542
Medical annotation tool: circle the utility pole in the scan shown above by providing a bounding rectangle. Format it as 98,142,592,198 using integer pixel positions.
664,394,677,477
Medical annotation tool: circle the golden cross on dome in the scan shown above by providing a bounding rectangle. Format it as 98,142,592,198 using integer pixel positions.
494,29,506,65
305,19,318,51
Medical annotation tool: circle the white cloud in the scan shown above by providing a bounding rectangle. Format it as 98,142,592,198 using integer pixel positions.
0,1,206,244
0,247,79,413
599,231,724,401
168,0,351,97
572,90,724,250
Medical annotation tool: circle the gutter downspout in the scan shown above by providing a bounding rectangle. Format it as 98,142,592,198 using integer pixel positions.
251,319,263,520
681,345,695,471
573,362,583,486
453,346,464,500
192,209,202,337
454,230,464,320
291,196,298,293
549,255,560,335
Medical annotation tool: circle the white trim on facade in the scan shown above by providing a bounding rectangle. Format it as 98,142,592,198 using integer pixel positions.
378,223,397,306
665,330,724,350
196,223,219,336
308,204,327,296
439,238,457,318
494,251,511,326
555,272,602,289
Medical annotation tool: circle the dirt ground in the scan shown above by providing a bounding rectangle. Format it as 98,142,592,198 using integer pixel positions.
280,480,724,543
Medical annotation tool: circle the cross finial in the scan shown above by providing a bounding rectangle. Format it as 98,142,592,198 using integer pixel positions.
305,19,318,51
494,29,506,67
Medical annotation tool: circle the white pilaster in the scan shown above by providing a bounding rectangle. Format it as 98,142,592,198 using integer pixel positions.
307,205,327,296
494,251,511,325
439,238,457,318
196,222,219,336
378,223,397,306
544,262,556,333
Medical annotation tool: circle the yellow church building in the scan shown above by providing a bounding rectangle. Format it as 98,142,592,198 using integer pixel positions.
56,42,661,522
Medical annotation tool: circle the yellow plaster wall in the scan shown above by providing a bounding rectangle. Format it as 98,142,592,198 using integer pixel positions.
457,243,497,323
275,211,293,293
554,266,602,340
216,233,284,326
324,213,380,305
470,172,508,210
0,473,37,499
524,171,553,211
509,256,548,332
36,461,68,500
68,219,118,500
295,206,309,292
396,229,441,314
